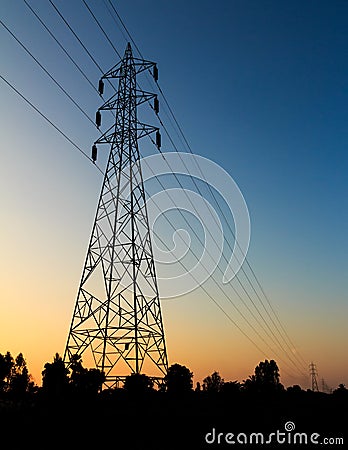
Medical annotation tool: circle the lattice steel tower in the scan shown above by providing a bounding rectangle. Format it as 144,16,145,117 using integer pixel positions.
64,43,168,387
309,362,319,392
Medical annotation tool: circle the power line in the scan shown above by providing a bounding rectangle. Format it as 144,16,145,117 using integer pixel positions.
105,0,142,58
23,0,117,129
48,0,105,75
0,19,96,128
139,158,307,379
81,0,122,59
145,134,306,373
0,74,102,173
136,138,306,374
155,81,308,371
23,0,98,95
48,0,118,101
103,1,309,372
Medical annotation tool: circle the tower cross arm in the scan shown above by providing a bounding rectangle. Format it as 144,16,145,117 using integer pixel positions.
98,92,119,111
135,90,156,107
98,90,156,112
102,61,123,79
132,58,157,76
94,124,117,145
101,58,156,80
137,122,159,140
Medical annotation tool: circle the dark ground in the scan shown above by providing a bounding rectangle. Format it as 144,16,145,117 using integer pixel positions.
1,390,346,449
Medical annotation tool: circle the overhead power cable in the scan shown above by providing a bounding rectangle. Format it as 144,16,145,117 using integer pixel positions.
81,0,122,59
23,0,98,95
0,19,96,128
138,158,307,378
48,0,119,101
48,0,105,74
102,1,308,372
0,74,102,172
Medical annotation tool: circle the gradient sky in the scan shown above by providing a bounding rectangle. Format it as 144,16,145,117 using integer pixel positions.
1,0,347,389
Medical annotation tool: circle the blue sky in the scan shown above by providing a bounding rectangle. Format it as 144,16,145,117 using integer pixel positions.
1,0,347,387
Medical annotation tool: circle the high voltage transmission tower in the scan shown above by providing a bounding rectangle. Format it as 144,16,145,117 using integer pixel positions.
321,378,331,394
64,43,168,387
309,362,319,392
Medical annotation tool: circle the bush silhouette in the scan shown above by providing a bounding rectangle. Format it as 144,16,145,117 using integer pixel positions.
164,363,193,394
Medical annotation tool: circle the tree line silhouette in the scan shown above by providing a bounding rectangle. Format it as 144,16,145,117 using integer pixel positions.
0,350,346,448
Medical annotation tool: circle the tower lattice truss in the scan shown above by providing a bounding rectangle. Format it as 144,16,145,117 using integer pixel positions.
64,43,168,386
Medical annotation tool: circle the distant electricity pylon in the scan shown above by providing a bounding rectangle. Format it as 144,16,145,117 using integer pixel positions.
321,378,331,394
64,43,168,387
309,362,319,392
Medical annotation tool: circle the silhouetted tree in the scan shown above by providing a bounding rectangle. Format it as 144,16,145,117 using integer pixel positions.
69,354,85,389
203,371,224,393
42,353,70,398
69,354,105,395
221,380,241,395
287,384,304,394
8,353,32,397
333,383,348,398
243,359,284,393
123,373,154,395
195,382,201,392
164,363,193,394
0,351,14,393
82,368,106,395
